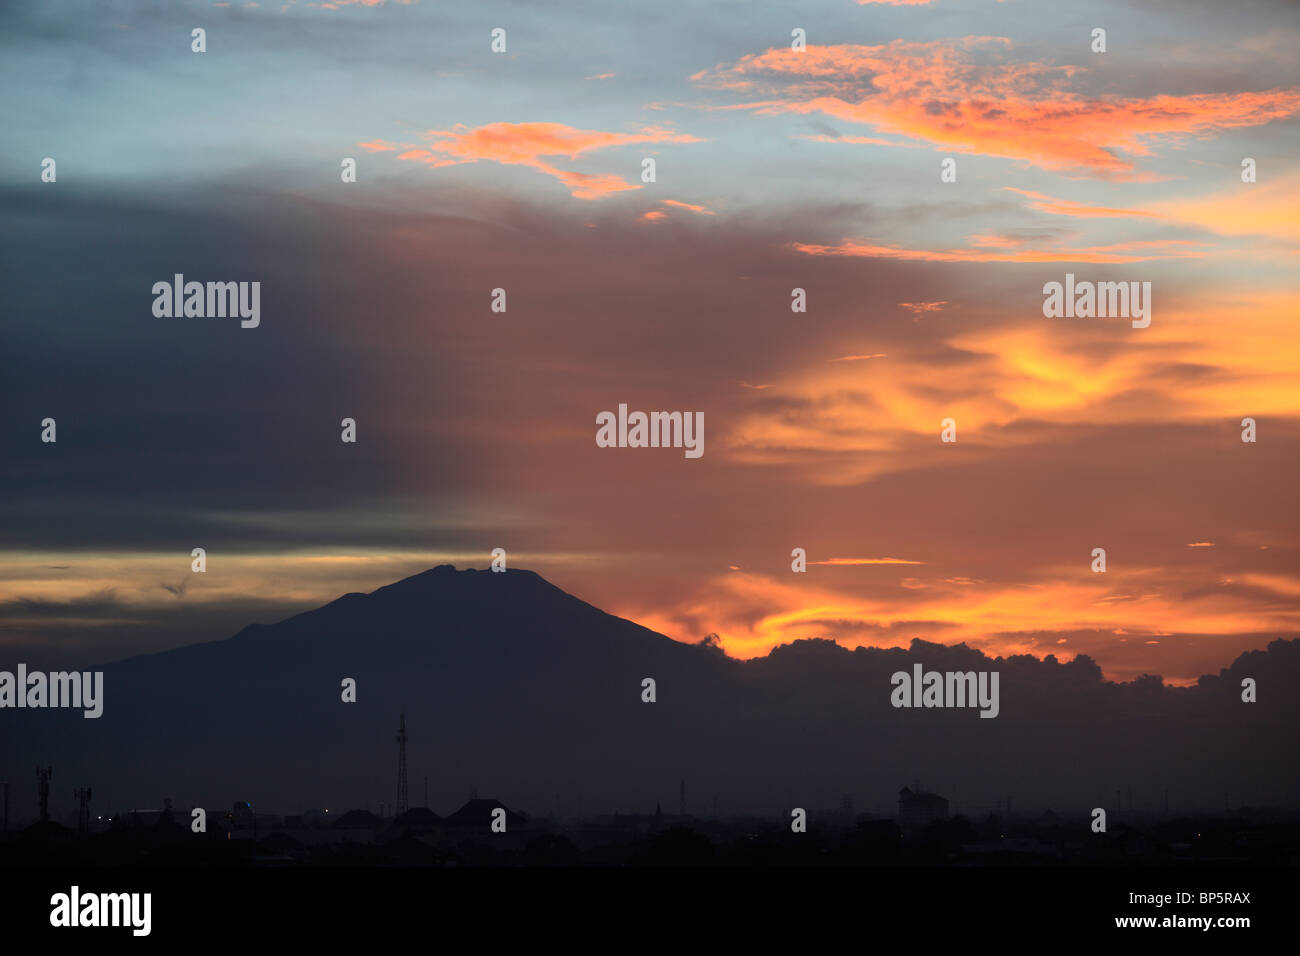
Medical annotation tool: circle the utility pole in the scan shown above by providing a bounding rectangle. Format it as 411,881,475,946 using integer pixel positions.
36,766,51,824
73,787,92,834
395,709,409,816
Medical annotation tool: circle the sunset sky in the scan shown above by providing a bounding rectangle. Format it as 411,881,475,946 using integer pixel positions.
2,0,1297,685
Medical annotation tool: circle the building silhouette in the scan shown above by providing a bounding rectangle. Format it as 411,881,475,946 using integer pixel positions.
898,785,949,833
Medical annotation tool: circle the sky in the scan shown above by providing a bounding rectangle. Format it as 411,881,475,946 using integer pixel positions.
1,0,1297,685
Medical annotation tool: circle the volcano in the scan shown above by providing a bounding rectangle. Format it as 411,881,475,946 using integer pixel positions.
2,565,1296,821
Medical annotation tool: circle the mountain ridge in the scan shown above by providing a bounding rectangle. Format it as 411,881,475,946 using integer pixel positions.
3,565,1296,820
98,565,1279,690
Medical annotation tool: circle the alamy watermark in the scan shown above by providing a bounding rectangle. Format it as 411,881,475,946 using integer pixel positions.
0,665,103,718
50,886,150,936
890,663,1000,718
152,274,260,328
595,403,704,458
1043,273,1151,328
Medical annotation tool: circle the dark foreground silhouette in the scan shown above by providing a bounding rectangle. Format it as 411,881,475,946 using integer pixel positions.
3,567,1297,834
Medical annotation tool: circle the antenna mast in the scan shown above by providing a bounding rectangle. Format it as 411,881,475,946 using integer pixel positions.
396,710,409,816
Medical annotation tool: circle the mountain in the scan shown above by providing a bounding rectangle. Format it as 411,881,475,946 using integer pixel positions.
3,566,1297,820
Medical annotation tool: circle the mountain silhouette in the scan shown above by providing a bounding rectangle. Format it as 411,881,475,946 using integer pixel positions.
3,566,1297,820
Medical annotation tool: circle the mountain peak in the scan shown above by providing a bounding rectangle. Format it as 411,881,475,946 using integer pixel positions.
370,564,560,601
4,562,1298,820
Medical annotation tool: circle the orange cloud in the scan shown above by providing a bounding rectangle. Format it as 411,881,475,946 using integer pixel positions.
1003,187,1162,219
659,199,715,215
810,557,926,565
620,567,1300,683
391,122,702,199
643,199,717,222
694,38,1300,177
357,140,398,152
793,238,1210,263
829,353,887,362
899,301,947,313
1145,170,1300,244
800,133,926,149
721,280,1299,485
